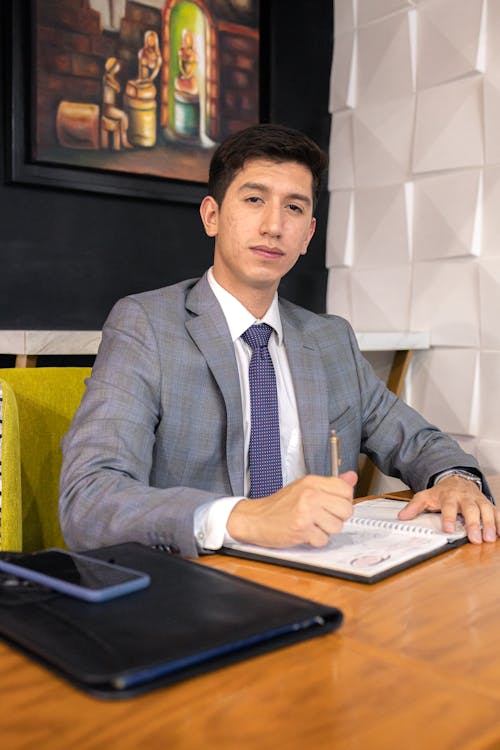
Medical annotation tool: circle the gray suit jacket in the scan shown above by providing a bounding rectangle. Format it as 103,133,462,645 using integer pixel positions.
59,273,484,556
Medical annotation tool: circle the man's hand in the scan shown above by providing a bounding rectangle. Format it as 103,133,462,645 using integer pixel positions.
226,471,358,548
397,475,500,544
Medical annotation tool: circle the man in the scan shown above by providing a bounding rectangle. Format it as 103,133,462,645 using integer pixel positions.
60,124,498,557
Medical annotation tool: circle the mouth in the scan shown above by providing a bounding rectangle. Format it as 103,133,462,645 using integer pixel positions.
250,245,285,260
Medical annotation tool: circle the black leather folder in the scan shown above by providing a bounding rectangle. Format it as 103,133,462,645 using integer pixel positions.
0,543,343,698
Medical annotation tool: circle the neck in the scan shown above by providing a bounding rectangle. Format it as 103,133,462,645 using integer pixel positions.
211,270,277,319
240,290,275,319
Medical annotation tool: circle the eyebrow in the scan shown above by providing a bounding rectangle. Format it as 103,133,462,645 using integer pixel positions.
238,181,312,206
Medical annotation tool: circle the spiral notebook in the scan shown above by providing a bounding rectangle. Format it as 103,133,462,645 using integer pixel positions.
222,499,469,584
0,542,343,697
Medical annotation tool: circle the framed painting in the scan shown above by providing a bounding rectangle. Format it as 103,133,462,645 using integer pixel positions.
6,0,266,204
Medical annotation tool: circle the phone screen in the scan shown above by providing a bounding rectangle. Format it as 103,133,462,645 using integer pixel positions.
9,551,144,590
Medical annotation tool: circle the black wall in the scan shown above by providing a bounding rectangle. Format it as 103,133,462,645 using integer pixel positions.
0,0,333,331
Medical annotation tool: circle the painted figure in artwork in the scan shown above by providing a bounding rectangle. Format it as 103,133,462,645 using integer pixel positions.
101,57,133,150
172,27,200,139
138,30,163,84
175,29,199,96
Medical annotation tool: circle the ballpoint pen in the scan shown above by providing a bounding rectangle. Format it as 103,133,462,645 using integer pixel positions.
330,429,341,478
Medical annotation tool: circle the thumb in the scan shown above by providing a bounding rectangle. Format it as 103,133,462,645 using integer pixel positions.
340,470,358,488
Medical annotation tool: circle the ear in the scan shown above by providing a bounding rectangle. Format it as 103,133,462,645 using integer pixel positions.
199,195,219,238
300,216,316,256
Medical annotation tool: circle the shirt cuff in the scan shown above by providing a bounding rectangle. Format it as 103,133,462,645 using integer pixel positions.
193,496,244,551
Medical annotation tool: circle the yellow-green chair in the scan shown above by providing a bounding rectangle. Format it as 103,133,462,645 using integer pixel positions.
0,367,91,552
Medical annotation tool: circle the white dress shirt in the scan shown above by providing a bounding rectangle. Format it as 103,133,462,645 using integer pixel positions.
193,268,306,550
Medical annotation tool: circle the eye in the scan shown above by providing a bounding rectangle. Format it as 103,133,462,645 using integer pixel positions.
288,203,304,214
245,195,263,204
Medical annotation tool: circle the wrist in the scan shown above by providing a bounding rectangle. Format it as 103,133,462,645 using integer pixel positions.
226,498,256,543
433,469,482,492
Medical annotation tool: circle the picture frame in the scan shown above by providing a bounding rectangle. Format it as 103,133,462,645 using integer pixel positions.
6,0,267,205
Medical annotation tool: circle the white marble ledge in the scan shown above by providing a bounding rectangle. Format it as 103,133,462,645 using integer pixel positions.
0,330,430,355
355,332,430,351
0,330,102,355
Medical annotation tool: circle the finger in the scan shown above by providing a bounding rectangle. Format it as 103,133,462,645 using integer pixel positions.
294,475,355,500
454,500,482,544
327,475,356,499
339,470,358,488
397,492,430,520
313,507,348,536
322,496,353,522
474,499,497,543
431,495,458,534
307,525,332,548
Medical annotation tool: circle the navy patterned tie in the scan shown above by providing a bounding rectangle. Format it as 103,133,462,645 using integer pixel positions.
241,324,283,498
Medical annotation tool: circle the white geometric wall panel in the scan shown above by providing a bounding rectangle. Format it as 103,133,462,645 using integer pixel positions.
477,439,500,477
410,260,480,347
327,0,500,474
412,75,483,174
416,0,485,89
326,190,354,268
484,0,500,164
479,259,500,349
356,12,414,105
358,0,413,26
482,166,500,256
485,0,500,81
351,266,411,331
329,110,354,190
479,352,500,440
483,78,500,166
330,31,357,111
413,170,482,260
409,348,479,435
354,184,411,267
326,268,352,320
353,96,415,186
334,0,356,35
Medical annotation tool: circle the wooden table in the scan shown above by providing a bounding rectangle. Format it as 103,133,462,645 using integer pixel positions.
1,536,499,750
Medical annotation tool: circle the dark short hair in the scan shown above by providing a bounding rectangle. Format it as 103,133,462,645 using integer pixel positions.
208,123,328,211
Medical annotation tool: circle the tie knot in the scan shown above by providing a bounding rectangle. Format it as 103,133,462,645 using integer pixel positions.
241,323,273,351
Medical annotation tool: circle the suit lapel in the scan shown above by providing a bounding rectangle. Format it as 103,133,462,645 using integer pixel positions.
185,275,245,496
281,308,330,476
184,277,331,489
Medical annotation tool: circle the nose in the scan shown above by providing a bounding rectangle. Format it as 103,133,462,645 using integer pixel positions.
260,201,282,238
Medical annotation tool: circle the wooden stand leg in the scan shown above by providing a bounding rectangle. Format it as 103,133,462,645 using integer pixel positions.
15,354,37,368
387,349,414,398
357,349,414,497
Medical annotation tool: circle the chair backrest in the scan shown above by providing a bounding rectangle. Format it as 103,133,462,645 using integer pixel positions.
0,378,22,551
0,367,91,552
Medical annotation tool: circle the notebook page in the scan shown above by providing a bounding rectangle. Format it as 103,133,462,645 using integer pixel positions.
225,522,449,578
350,499,467,541
224,499,467,579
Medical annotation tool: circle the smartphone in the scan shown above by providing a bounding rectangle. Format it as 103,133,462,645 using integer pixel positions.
0,549,151,602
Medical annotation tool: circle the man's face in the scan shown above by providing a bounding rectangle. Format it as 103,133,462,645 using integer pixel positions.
200,158,316,301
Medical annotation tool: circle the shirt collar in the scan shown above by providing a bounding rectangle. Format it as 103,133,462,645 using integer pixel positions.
207,267,283,345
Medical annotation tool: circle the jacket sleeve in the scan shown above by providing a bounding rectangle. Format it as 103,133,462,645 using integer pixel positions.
343,323,492,497
59,296,222,558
